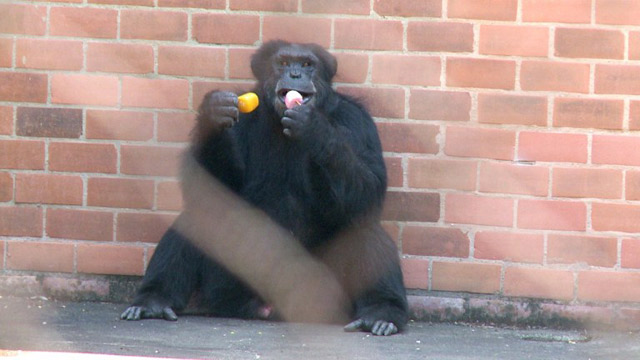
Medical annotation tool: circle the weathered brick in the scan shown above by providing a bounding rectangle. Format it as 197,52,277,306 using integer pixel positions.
372,55,440,86
408,158,476,191
159,46,226,77
505,268,574,300
445,126,515,160
409,90,471,122
579,271,640,302
595,64,640,95
475,231,543,264
478,93,547,126
17,107,82,138
377,123,439,154
229,48,255,80
448,0,517,20
230,0,296,11
552,167,622,199
384,157,403,188
263,16,332,47
335,19,403,51
592,135,640,166
333,53,368,84
121,145,184,177
521,61,590,93
47,209,113,242
0,4,47,35
121,9,187,41
518,132,588,163
400,258,429,290
157,181,183,211
0,207,43,237
193,13,260,45
592,203,640,233
86,110,154,141
0,106,11,135
548,234,617,267
555,28,624,59
432,262,501,294
522,0,591,23
336,86,405,119
49,142,117,174
0,172,12,202
478,162,548,197
0,38,12,68
7,242,74,273
447,58,515,90
51,74,119,107
302,0,369,14
16,174,83,206
16,39,83,70
87,178,154,209
0,73,47,103
626,171,640,201
87,43,154,74
596,0,640,25
122,77,189,110
374,0,441,17
50,7,117,38
77,244,144,276
382,191,440,222
480,25,548,57
0,140,45,170
158,112,194,143
160,0,225,8
445,193,514,227
116,213,177,243
403,226,470,258
553,98,623,130
622,239,640,269
518,199,586,231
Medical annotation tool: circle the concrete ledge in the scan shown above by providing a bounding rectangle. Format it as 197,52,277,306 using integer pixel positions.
2,274,639,330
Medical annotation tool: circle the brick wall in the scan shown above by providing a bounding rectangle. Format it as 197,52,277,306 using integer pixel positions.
2,0,640,323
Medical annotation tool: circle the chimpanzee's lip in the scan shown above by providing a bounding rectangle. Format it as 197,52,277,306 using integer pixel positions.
277,89,315,104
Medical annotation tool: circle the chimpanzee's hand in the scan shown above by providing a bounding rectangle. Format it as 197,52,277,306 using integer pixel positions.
199,91,239,134
281,104,323,139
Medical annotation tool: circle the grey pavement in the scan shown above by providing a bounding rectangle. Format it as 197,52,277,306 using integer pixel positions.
0,296,639,360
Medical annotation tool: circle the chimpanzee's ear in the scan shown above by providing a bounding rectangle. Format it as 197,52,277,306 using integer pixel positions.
308,44,337,82
251,40,291,81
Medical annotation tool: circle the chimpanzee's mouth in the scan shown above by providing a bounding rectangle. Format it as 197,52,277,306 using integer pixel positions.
277,89,315,104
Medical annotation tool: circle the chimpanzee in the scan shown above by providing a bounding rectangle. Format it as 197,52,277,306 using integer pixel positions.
121,40,408,336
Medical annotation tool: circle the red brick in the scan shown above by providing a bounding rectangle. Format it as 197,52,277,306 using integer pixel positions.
50,7,117,38
554,98,623,130
592,203,640,233
377,122,439,154
445,193,513,227
157,181,183,211
229,48,255,80
630,32,640,60
372,55,440,86
0,4,46,35
408,158,476,191
383,157,402,189
7,242,74,273
16,174,83,206
0,172,12,202
445,126,515,161
0,207,42,237
448,0,517,20
51,74,118,107
403,226,469,258
374,0,441,17
302,0,369,14
382,222,401,245
480,25,548,57
626,171,640,201
16,39,83,70
86,110,154,141
478,93,547,126
121,145,183,177
553,167,622,199
0,73,47,103
505,268,574,300
263,16,332,48
622,239,640,269
478,162,548,196
87,178,154,209
0,106,11,135
87,43,154,74
91,0,153,5
121,10,187,41
159,46,225,77
521,61,590,93
122,77,189,110
47,209,113,242
432,262,501,294
17,107,82,138
333,53,368,84
518,199,586,231
382,191,440,222
555,28,624,59
592,135,640,166
400,258,429,290
518,132,588,163
160,0,225,8
548,234,617,267
336,87,404,119
409,90,470,122
0,38,11,67
595,64,640,95
77,244,144,276
230,0,296,11
117,213,176,243
522,0,591,23
158,112,193,143
193,14,260,45
596,0,640,25
579,271,640,302
408,22,473,53
475,231,543,264
335,19,403,51
0,140,44,170
49,142,117,174
193,81,253,108
447,58,515,90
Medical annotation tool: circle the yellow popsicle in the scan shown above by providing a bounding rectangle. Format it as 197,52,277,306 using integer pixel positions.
238,92,259,113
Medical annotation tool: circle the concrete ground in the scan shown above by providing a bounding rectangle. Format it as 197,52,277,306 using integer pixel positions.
0,296,639,360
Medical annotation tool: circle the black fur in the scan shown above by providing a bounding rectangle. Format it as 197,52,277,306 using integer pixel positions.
121,41,408,336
